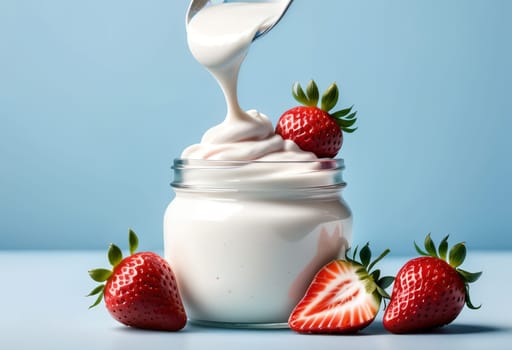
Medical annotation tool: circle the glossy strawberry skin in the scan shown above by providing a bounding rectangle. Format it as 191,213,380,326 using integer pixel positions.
104,252,187,331
276,106,342,158
383,256,466,333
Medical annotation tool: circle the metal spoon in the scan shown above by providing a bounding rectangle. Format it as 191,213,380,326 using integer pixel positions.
186,0,294,40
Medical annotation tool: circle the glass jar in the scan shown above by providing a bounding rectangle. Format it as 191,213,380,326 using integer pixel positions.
163,159,352,328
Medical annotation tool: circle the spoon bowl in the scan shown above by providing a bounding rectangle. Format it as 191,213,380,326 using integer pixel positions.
186,0,293,40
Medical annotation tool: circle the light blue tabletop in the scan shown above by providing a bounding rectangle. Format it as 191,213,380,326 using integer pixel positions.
1,251,510,350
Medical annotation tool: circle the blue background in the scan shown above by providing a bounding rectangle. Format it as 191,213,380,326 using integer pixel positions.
1,0,511,254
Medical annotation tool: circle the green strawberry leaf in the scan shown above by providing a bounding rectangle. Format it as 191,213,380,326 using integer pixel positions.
288,80,358,137
320,83,339,112
88,268,112,282
129,229,139,255
359,243,371,268
424,233,438,258
335,118,357,128
108,244,123,267
378,276,395,289
457,268,482,283
465,284,481,310
345,111,357,120
371,269,381,281
292,82,309,106
414,241,428,256
438,235,449,260
88,289,104,309
86,284,105,297
342,127,358,133
449,242,466,268
306,80,319,107
331,106,353,119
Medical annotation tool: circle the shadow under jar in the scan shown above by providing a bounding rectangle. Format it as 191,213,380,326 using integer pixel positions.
164,159,352,328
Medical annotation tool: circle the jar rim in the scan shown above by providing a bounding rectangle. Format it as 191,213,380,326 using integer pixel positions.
171,158,347,193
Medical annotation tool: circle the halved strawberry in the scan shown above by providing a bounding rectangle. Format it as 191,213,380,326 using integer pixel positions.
288,244,393,333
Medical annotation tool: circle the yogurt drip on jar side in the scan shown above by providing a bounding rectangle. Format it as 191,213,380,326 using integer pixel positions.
183,2,317,161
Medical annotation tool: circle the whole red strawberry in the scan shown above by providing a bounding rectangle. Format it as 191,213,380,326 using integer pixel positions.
276,80,357,158
87,230,187,331
383,234,482,334
289,243,394,334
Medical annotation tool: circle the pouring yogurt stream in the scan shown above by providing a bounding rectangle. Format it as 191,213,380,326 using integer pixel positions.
183,0,316,161
164,0,353,326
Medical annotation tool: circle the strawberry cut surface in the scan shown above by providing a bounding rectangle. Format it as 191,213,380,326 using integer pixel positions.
289,260,380,333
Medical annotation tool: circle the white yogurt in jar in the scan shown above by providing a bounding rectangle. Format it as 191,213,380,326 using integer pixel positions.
164,159,352,326
164,2,353,326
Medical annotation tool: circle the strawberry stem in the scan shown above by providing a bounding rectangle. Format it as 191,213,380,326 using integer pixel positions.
368,248,391,271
